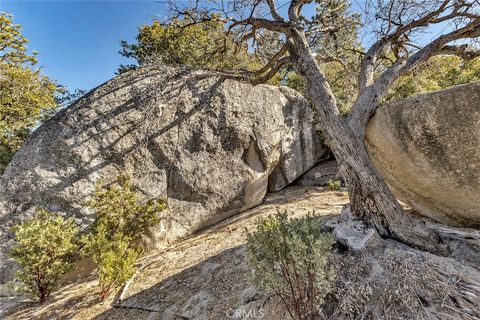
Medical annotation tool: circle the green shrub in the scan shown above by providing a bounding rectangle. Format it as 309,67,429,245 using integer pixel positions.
246,212,336,320
82,224,138,300
86,173,165,246
82,173,165,299
327,179,341,191
9,210,79,303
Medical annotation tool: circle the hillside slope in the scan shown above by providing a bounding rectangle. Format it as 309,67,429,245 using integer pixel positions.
2,186,348,320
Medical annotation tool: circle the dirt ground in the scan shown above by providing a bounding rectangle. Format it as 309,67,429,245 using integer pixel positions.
1,186,348,320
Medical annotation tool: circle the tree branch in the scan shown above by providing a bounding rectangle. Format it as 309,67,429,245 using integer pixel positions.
230,17,291,34
252,56,292,84
265,0,285,22
288,0,313,22
253,43,289,75
357,0,468,91
348,18,480,137
358,41,386,91
435,44,480,60
379,18,480,92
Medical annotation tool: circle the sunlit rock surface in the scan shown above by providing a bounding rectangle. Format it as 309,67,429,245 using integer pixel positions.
0,65,327,283
366,81,480,228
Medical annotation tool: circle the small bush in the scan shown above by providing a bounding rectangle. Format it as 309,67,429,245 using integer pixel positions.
86,173,166,247
82,173,165,299
9,210,79,303
246,211,336,320
327,179,341,191
82,224,138,300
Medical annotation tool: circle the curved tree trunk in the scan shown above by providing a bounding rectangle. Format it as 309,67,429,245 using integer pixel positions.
287,31,447,254
336,134,445,253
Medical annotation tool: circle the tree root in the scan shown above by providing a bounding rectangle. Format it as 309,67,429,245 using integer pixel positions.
329,205,480,263
387,214,451,256
424,221,480,269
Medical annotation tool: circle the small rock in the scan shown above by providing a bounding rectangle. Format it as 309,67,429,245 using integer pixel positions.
296,160,340,187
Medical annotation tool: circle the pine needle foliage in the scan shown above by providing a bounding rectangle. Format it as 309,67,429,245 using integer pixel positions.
0,12,59,173
118,15,255,73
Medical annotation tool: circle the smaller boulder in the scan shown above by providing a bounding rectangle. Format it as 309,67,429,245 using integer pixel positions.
295,160,339,187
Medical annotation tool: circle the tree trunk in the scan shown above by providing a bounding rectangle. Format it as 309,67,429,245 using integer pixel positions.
335,133,446,253
287,30,447,254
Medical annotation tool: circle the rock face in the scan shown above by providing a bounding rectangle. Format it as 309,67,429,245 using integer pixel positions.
366,81,480,228
0,65,326,282
296,159,339,187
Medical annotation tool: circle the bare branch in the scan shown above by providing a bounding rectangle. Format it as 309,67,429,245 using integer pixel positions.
230,17,291,34
381,18,480,89
435,44,480,60
252,43,289,75
350,16,480,138
288,0,313,22
357,0,479,91
265,0,285,22
315,54,348,70
252,56,292,84
358,41,385,91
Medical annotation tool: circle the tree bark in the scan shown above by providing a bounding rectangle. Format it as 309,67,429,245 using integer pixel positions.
287,29,447,254
338,136,445,253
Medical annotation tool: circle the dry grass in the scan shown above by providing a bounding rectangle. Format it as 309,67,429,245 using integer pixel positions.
326,242,480,320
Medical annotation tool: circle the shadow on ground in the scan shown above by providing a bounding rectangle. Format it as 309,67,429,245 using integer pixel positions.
93,245,285,320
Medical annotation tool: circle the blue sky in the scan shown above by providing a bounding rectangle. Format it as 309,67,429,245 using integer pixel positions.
1,1,170,91
0,1,447,93
0,1,327,92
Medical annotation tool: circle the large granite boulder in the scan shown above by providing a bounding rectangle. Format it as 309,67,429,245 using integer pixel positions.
0,65,326,282
366,81,480,228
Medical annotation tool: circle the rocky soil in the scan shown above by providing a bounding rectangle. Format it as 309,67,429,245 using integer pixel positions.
2,75,480,320
1,186,349,320
3,190,480,320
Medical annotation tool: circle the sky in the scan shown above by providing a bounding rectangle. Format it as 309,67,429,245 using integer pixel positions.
0,0,170,91
0,1,327,92
0,0,449,93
